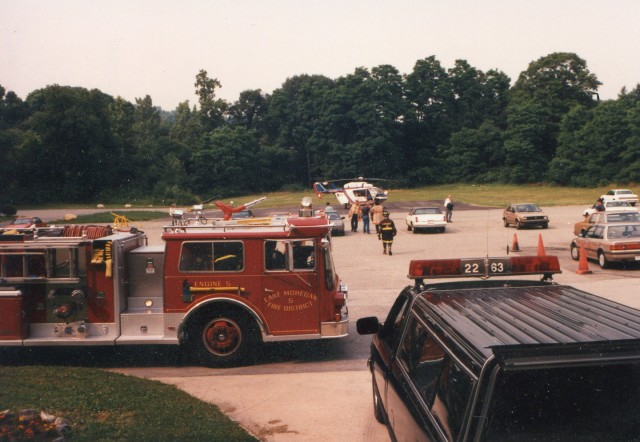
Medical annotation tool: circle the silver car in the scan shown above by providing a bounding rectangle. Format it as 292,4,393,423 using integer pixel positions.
571,222,640,268
326,210,345,236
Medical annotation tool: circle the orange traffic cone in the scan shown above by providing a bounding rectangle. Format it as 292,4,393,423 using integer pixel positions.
576,243,592,275
537,234,546,256
511,233,520,252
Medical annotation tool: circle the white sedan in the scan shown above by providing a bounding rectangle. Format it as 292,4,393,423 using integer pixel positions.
584,200,639,216
601,189,638,206
405,207,447,233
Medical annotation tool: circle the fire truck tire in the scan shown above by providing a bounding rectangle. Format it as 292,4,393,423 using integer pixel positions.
191,309,258,367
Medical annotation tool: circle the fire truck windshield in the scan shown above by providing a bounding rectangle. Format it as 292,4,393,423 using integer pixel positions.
323,241,335,291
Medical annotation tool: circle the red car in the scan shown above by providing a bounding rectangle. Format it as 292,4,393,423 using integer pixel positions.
2,216,47,231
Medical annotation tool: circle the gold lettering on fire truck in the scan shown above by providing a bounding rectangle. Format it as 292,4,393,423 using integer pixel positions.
195,280,233,287
264,290,317,312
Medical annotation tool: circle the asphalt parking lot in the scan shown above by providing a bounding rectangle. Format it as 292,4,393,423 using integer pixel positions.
11,204,640,441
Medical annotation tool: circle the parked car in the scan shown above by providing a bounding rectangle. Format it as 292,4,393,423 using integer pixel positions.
325,210,345,236
584,200,638,216
357,255,640,441
601,188,638,206
571,222,640,268
503,203,549,229
405,207,447,233
1,216,47,232
574,211,640,236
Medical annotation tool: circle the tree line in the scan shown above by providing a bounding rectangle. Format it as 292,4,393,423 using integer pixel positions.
1,52,638,206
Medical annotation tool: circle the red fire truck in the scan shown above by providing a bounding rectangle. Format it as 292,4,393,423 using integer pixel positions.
0,209,348,366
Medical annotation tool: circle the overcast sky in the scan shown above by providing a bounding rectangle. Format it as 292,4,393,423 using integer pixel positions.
2,0,639,110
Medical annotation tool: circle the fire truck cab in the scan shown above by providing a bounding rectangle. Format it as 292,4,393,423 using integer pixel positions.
0,213,348,367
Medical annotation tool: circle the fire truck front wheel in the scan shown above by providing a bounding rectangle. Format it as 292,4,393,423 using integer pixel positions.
192,310,259,367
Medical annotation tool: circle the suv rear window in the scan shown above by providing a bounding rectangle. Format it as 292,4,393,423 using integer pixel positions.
485,363,640,441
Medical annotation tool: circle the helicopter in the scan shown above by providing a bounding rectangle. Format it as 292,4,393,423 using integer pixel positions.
313,177,389,208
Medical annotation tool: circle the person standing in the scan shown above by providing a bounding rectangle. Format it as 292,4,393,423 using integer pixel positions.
595,198,605,212
379,210,397,255
372,200,384,239
361,203,371,234
348,202,361,232
444,195,454,223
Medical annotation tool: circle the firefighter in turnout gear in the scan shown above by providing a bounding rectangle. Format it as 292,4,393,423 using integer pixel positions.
379,210,397,255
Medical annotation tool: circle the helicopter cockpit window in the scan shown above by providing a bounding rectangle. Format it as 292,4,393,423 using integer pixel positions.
353,189,368,199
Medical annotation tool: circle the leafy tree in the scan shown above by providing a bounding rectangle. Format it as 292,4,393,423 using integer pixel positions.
321,65,407,179
551,94,638,186
502,101,553,183
0,86,29,201
547,105,595,186
442,122,504,182
403,56,454,184
194,70,227,132
190,126,263,196
266,74,334,185
228,89,269,132
170,100,202,148
22,86,120,202
511,52,601,112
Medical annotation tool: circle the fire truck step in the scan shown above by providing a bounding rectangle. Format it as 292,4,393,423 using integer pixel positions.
120,312,164,336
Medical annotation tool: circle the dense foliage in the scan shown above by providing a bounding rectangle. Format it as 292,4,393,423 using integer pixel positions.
1,52,638,205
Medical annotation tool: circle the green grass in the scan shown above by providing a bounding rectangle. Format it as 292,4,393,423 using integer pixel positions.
237,183,634,209
0,366,257,441
5,184,636,220
51,211,170,224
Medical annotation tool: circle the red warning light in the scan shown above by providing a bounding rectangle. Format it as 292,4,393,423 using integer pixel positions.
408,256,561,279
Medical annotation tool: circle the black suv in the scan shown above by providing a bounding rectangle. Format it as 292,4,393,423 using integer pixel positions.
358,256,640,441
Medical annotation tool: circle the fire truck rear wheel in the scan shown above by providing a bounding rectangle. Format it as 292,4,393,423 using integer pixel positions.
194,310,258,367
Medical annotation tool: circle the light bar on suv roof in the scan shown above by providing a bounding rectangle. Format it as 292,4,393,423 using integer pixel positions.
408,256,561,279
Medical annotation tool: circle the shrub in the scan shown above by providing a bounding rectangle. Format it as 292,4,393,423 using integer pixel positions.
0,204,17,216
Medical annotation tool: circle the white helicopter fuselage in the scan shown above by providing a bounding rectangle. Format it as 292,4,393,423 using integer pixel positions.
335,182,388,206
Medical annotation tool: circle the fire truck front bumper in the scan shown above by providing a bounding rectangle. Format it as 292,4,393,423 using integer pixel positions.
320,317,349,338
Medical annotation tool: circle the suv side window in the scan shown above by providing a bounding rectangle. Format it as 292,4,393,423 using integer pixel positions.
379,290,411,350
399,315,476,441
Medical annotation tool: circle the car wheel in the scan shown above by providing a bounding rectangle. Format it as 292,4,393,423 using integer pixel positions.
503,218,509,227
570,243,580,261
542,223,548,229
440,227,445,233
598,251,609,269
515,220,522,230
407,223,412,231
372,378,385,424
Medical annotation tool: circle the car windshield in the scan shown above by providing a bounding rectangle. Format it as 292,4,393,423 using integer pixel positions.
515,204,539,212
327,212,340,220
12,218,31,225
607,201,630,207
607,225,640,239
414,208,440,215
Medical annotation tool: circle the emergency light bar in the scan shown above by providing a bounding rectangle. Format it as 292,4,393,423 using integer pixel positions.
408,255,561,279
